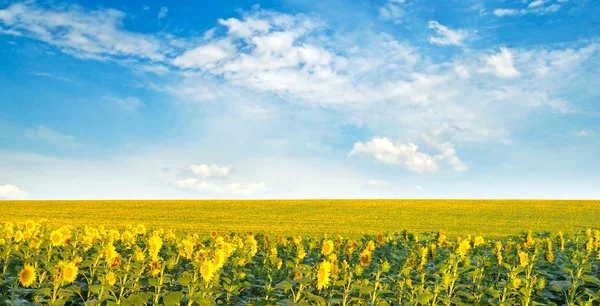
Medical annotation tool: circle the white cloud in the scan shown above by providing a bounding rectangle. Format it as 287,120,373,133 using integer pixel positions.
0,184,28,199
30,72,73,83
493,9,519,17
349,138,435,173
481,48,520,78
190,164,231,178
25,125,77,145
494,1,561,17
576,130,588,137
428,21,469,46
105,96,144,111
173,39,236,69
174,178,266,196
0,3,169,61
349,137,468,173
158,7,168,19
379,0,405,23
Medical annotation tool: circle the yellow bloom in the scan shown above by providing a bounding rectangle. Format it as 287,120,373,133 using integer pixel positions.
359,250,372,267
210,231,218,239
25,219,36,232
200,261,215,283
473,236,485,247
121,231,134,244
148,235,163,260
105,272,117,286
321,240,334,256
456,239,471,258
221,242,234,257
135,224,146,235
19,265,36,287
366,240,375,252
213,249,226,270
50,230,63,247
316,261,331,290
61,262,78,283
13,230,23,242
182,239,195,259
518,251,529,267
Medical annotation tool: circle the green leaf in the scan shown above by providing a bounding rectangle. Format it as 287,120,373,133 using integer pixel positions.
275,280,294,291
416,292,434,305
582,275,600,284
162,291,184,306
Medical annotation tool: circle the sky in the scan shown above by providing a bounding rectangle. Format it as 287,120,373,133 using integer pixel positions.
0,0,598,200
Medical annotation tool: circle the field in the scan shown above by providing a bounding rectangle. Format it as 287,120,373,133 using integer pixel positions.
2,219,600,305
1,200,599,237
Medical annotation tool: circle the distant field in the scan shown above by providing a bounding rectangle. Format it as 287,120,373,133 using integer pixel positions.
1,199,599,237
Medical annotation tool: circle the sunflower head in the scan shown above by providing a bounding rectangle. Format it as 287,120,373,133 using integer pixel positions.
359,250,372,267
200,261,215,283
321,240,334,256
316,261,331,290
61,262,78,284
19,265,36,287
50,230,63,247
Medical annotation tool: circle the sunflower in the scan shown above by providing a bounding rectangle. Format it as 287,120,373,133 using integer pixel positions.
182,239,195,259
321,240,334,256
19,265,36,287
376,233,384,244
221,242,234,257
212,249,226,270
105,272,117,286
200,261,215,283
61,262,78,283
456,239,471,258
366,240,376,252
316,261,331,290
13,230,24,242
50,230,63,247
148,235,163,260
518,251,530,267
359,250,372,267
210,231,218,239
25,219,36,232
135,224,146,236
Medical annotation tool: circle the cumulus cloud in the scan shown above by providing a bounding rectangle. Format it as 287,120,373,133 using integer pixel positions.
174,178,266,196
0,184,28,199
190,164,231,178
481,48,520,78
349,137,467,173
173,39,235,69
576,130,588,137
428,21,469,46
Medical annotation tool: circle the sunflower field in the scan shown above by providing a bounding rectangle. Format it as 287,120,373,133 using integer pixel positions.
2,220,600,305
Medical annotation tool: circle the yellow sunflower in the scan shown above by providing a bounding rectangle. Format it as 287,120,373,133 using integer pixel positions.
200,261,215,283
19,265,36,287
316,261,331,290
359,250,372,267
61,262,78,283
50,230,63,247
321,240,334,256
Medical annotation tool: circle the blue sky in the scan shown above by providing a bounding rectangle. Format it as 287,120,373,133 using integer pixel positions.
0,0,598,200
